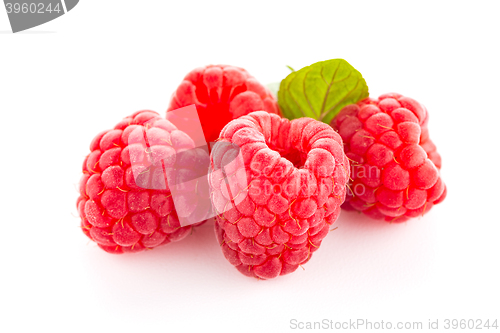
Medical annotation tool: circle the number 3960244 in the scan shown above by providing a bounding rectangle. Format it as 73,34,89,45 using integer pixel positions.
5,2,62,14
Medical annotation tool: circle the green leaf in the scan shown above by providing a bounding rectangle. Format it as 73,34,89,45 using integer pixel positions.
277,59,369,124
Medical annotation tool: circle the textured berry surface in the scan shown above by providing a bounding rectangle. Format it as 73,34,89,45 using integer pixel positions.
168,65,280,144
77,110,206,254
331,93,446,222
210,111,349,279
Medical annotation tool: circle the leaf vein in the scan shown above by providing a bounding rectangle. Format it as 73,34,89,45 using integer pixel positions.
320,76,362,120
319,62,341,117
303,68,316,118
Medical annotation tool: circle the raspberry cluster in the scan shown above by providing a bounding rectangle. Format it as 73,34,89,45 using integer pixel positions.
76,61,447,281
210,111,349,279
77,110,206,254
168,65,280,143
331,93,446,222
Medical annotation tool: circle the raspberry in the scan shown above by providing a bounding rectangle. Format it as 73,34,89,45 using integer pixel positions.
77,110,207,254
209,111,349,279
331,93,447,222
168,65,280,144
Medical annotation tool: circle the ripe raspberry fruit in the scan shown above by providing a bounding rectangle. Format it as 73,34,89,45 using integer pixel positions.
168,65,280,144
77,110,207,254
331,93,447,222
209,111,349,279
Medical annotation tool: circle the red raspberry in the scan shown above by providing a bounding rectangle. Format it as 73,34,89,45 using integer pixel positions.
331,93,447,222
168,65,280,144
77,110,206,254
209,111,349,279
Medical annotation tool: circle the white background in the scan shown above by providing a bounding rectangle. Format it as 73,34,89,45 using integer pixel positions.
1,1,499,332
